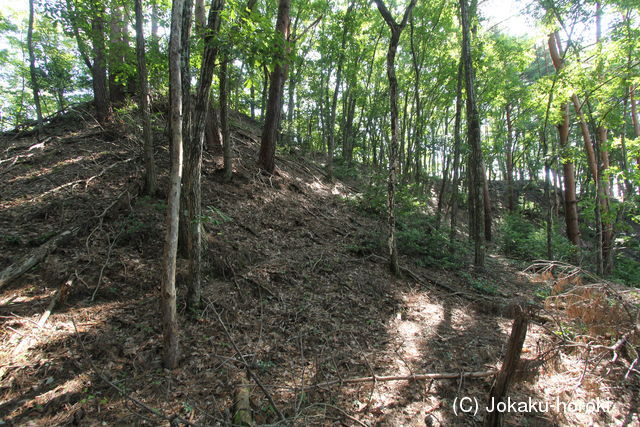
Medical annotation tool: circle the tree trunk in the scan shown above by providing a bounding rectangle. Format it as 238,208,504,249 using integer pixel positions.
182,0,224,310
482,164,492,242
135,0,157,195
460,0,485,269
505,104,515,212
449,59,463,247
342,93,357,166
220,55,232,181
91,13,111,124
258,0,291,174
151,0,159,49
326,3,354,179
547,33,580,246
195,0,206,28
108,6,127,104
27,0,43,132
374,0,417,276
178,0,194,257
162,0,185,370
631,85,640,137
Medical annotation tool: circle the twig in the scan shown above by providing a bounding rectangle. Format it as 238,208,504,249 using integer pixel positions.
209,302,286,423
306,403,368,427
91,228,123,301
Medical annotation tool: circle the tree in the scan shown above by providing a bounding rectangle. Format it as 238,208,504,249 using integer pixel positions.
326,2,354,180
27,0,43,132
63,0,111,123
182,0,224,310
459,0,485,269
258,0,291,174
161,0,186,369
373,0,417,275
134,0,156,195
547,32,580,246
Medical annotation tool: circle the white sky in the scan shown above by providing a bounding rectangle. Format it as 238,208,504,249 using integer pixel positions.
480,0,538,38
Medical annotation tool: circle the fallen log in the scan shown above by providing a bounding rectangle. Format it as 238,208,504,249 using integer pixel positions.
233,383,254,426
0,227,80,290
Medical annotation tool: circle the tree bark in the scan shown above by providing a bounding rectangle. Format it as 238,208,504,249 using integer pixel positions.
547,33,580,246
162,0,185,369
108,6,127,104
27,0,43,132
482,164,492,242
182,0,224,310
220,56,232,181
178,0,194,257
460,0,485,269
484,307,529,427
505,104,515,212
91,12,111,124
325,3,354,179
135,0,157,195
449,59,463,247
258,0,291,174
195,0,206,28
631,85,640,138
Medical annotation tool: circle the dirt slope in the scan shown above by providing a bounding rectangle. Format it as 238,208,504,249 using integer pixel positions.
0,108,638,426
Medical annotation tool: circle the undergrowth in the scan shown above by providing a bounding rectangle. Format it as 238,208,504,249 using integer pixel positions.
498,213,576,262
349,182,468,269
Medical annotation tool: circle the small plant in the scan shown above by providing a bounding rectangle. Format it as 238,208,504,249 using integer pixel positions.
459,272,499,295
29,230,57,246
138,195,167,212
182,401,193,414
256,359,275,372
1,234,22,246
200,205,232,226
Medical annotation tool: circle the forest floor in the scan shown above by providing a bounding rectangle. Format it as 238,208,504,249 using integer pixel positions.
0,106,638,426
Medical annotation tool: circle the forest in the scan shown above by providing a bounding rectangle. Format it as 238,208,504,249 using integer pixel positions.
0,0,639,425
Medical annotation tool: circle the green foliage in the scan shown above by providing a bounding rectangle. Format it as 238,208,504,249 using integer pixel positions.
611,254,640,288
459,271,499,295
200,205,232,226
352,183,467,269
1,233,23,246
499,213,576,262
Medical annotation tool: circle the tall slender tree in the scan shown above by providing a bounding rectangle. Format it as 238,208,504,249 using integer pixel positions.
134,0,156,195
460,0,485,268
182,0,224,310
162,0,186,369
27,0,43,132
373,0,417,275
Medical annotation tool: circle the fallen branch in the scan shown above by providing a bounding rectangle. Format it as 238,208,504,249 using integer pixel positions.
303,369,497,390
0,227,80,290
